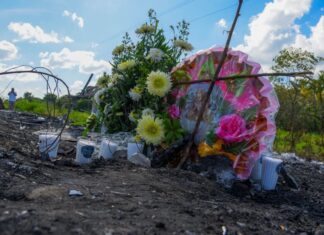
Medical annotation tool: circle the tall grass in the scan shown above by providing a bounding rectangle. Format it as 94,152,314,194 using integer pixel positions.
274,129,324,161
4,98,89,126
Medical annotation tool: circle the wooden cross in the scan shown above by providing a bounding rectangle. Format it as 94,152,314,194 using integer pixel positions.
176,0,313,168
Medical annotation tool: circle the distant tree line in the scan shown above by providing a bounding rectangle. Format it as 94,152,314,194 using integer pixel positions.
271,47,324,153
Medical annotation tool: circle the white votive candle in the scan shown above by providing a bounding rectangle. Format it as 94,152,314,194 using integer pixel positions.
39,134,60,159
76,139,96,164
250,156,263,181
261,157,283,190
99,139,117,160
127,142,144,160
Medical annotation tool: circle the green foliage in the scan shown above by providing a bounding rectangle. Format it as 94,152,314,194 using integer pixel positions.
274,129,324,161
162,117,186,144
13,98,89,126
271,47,324,157
206,129,216,146
56,95,71,109
94,9,192,141
75,99,92,112
23,92,33,101
43,93,57,103
96,72,110,88
272,47,323,74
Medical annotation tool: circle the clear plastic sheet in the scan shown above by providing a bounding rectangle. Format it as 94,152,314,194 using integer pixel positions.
171,47,279,179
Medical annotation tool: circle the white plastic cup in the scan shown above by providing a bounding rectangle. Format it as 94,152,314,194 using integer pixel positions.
261,157,283,190
127,142,144,160
250,156,263,181
99,139,117,160
39,134,60,159
76,138,96,164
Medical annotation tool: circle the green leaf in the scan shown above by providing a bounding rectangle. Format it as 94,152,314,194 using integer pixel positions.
206,129,216,146
240,105,259,122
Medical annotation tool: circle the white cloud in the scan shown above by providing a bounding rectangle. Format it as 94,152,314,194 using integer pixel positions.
217,18,227,28
63,36,74,43
292,16,324,55
70,80,84,94
63,10,84,28
0,40,18,61
40,48,111,75
235,0,313,71
0,63,38,83
8,22,73,44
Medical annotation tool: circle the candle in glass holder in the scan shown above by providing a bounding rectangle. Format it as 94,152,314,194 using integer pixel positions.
39,134,60,159
99,139,117,160
76,138,96,164
127,142,144,159
261,157,283,190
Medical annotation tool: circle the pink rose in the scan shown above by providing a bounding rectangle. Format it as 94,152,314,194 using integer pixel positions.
216,114,248,143
168,104,180,119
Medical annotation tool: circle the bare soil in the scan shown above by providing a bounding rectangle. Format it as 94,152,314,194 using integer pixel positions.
0,111,323,235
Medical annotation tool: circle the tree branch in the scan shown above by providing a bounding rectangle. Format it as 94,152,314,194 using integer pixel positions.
174,71,313,86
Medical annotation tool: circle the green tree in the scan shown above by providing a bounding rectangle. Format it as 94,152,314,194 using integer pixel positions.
23,92,33,101
272,47,324,151
43,93,57,103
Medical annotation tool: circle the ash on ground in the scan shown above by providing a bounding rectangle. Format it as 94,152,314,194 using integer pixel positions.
0,111,323,235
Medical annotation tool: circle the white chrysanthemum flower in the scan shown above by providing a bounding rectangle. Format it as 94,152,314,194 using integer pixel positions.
135,24,155,34
111,73,123,84
117,60,136,71
142,108,155,117
128,86,142,101
147,48,164,62
107,83,114,88
129,111,137,122
146,71,172,97
112,45,124,56
173,39,193,51
94,88,106,105
136,115,165,145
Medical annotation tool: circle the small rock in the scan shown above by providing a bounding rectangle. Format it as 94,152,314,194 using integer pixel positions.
26,186,66,200
236,222,246,228
315,225,324,235
128,153,151,168
319,165,324,174
69,190,83,197
113,150,127,159
155,222,166,229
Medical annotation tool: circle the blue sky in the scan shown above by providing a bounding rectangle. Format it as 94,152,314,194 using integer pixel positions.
0,0,323,97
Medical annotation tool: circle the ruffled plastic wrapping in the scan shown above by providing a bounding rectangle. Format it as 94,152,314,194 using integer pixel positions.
171,47,279,179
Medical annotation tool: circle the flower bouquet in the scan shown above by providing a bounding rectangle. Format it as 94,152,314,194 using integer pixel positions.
87,10,193,150
170,47,279,179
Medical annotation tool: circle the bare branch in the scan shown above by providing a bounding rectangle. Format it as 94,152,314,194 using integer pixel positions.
177,0,244,169
174,71,313,86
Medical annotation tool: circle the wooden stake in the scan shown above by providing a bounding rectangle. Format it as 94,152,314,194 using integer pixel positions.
177,0,244,169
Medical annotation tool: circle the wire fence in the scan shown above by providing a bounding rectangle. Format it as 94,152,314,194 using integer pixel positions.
0,65,71,157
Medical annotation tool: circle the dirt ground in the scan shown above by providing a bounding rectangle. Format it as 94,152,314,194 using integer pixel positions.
0,111,323,235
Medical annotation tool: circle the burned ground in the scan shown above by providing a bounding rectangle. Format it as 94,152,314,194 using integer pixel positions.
0,111,323,235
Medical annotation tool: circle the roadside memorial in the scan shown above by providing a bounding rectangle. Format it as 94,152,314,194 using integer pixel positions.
169,47,280,180
0,1,312,191
84,1,312,190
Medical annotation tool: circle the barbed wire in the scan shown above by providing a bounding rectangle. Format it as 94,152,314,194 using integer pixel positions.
0,65,72,157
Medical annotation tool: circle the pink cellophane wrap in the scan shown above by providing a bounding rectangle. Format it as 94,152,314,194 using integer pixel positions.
171,47,279,179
